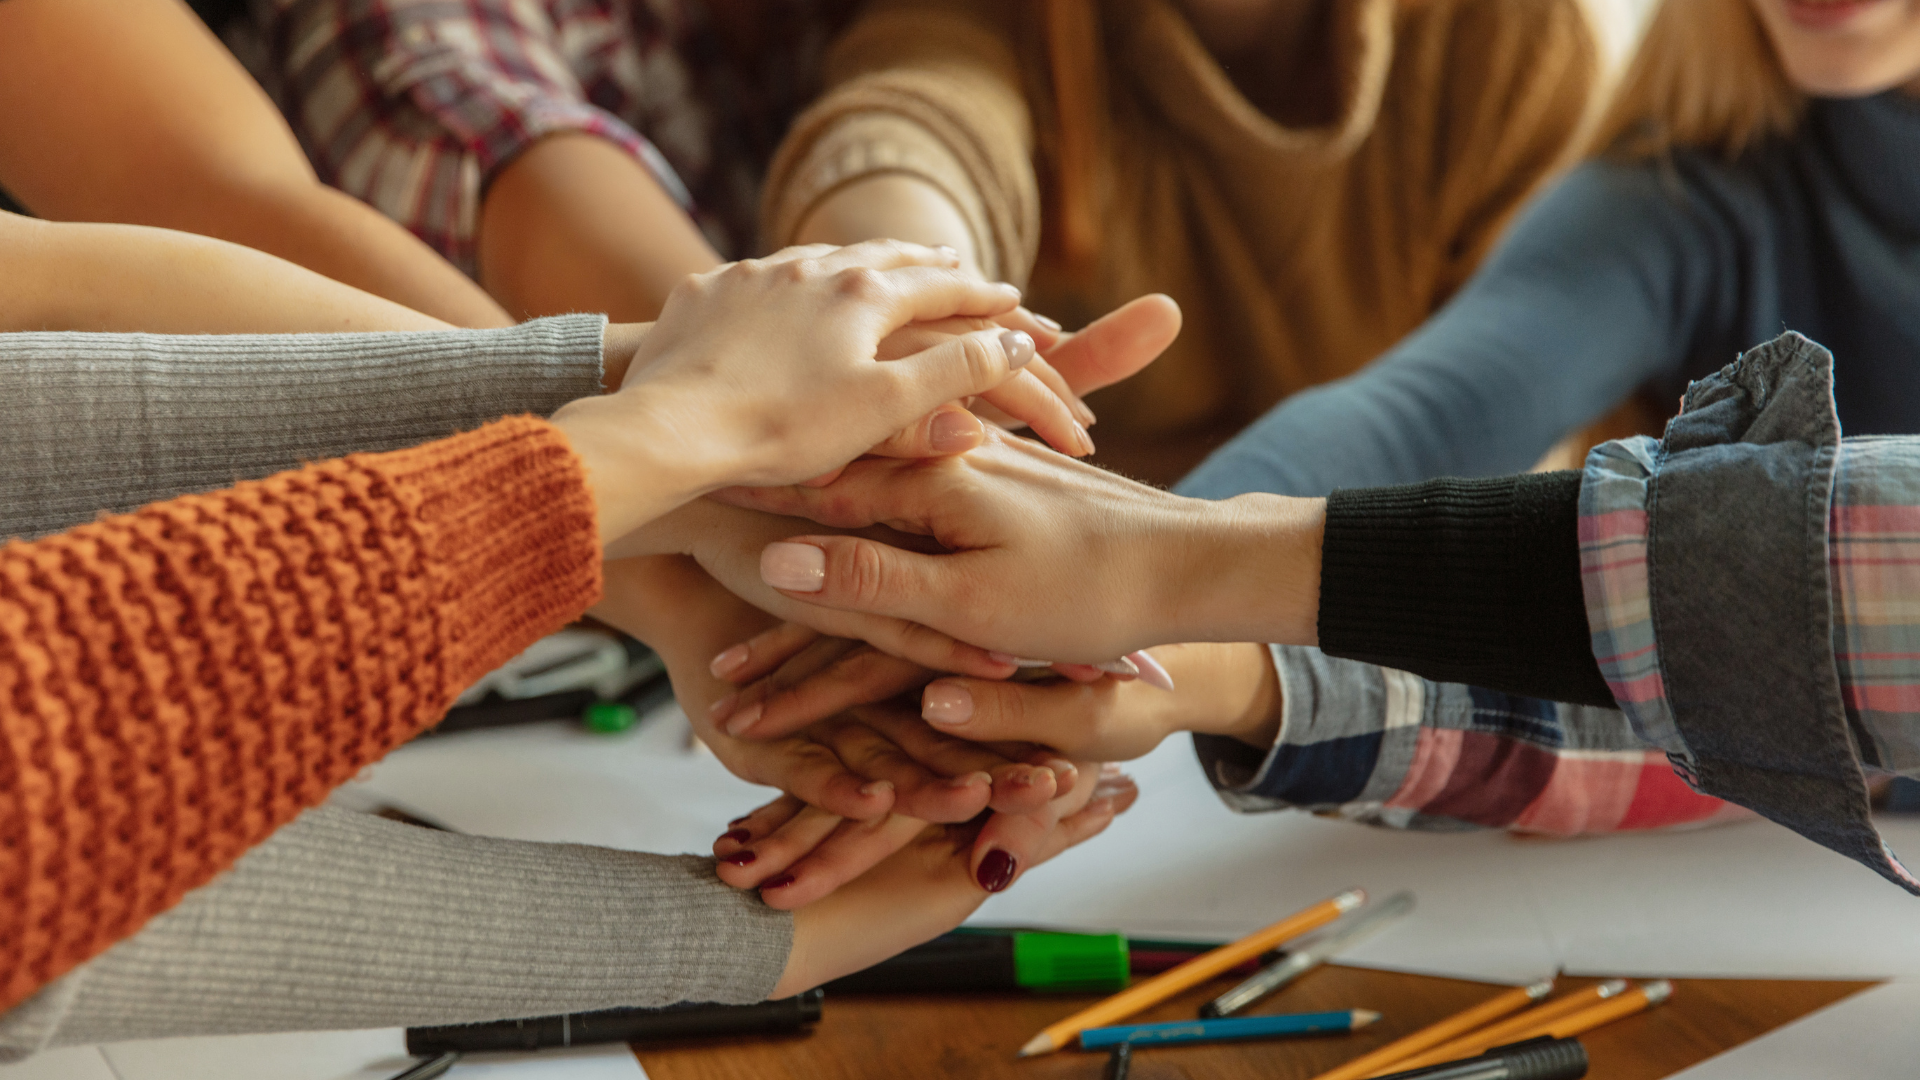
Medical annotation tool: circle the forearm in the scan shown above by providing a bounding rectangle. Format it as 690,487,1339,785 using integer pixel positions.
0,807,789,1054
0,315,609,539
479,132,721,322
0,212,447,334
795,175,985,279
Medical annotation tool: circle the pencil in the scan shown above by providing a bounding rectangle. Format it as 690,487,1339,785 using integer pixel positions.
1304,979,1554,1080
1365,980,1627,1076
1081,1009,1380,1049
1017,888,1366,1057
1470,979,1671,1049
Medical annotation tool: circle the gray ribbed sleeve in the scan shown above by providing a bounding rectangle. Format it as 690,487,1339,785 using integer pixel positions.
0,315,607,540
0,808,792,1058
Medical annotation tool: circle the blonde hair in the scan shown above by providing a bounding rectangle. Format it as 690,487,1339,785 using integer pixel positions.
1590,0,1805,160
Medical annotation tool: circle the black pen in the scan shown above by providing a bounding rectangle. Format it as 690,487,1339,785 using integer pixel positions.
1103,1041,1133,1080
1371,1036,1588,1080
404,990,824,1055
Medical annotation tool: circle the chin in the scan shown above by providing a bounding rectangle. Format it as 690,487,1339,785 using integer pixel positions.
1757,0,1920,95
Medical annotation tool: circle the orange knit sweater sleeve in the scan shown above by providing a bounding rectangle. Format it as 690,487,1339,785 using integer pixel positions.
0,416,602,1013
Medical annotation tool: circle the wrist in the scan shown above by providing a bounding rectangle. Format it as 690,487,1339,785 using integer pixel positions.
551,390,711,545
599,321,653,392
1159,642,1284,751
1163,495,1324,647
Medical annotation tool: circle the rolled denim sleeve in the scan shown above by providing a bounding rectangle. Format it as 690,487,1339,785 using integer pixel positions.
1193,646,1734,836
1580,331,1920,892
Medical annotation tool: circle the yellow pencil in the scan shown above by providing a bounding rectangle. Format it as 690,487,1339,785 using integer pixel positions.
1473,979,1672,1049
1365,980,1628,1076
1305,979,1554,1080
1017,888,1365,1057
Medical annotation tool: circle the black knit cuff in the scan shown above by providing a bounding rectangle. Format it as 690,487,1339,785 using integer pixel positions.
1317,472,1614,708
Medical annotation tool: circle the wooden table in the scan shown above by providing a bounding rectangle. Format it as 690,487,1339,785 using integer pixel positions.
637,969,1871,1080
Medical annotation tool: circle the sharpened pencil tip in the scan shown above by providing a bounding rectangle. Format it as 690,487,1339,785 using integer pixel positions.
1019,1034,1056,1058
1525,977,1556,998
1353,1009,1382,1027
1335,888,1367,912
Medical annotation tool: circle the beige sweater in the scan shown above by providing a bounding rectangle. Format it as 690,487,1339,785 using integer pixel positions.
766,0,1601,476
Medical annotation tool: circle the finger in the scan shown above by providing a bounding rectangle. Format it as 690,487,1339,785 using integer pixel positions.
715,634,866,734
870,266,1023,324
760,536,968,630
920,677,1119,757
713,802,846,889
1041,293,1182,396
755,812,930,910
714,793,806,858
710,622,823,685
864,403,986,459
851,708,1062,816
1033,771,1138,865
967,760,1100,892
1020,355,1097,426
718,736,896,820
995,306,1067,353
747,243,841,267
1050,663,1110,684
810,238,964,273
975,369,1093,456
882,326,1038,420
799,464,848,488
728,647,937,741
813,717,995,823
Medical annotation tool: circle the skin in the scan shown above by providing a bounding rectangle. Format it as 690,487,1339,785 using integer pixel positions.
0,0,511,328
1747,0,1920,95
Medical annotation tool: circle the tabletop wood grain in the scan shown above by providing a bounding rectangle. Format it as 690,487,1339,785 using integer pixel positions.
635,969,1870,1080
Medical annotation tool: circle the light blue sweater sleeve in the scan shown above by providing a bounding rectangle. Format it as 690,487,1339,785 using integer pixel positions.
1177,162,1724,500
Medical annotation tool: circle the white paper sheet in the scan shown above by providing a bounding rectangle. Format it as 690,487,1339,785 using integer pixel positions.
0,1047,118,1080
1667,981,1918,1079
99,1029,645,1080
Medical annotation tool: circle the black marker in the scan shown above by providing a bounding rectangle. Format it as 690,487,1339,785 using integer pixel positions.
1371,1036,1588,1080
404,990,824,1055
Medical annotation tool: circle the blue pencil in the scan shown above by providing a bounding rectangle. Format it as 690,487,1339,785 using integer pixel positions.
1080,1009,1381,1049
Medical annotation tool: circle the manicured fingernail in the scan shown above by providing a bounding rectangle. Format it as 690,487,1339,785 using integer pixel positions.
720,828,751,845
1031,311,1062,332
945,771,993,790
1093,657,1140,678
859,780,894,798
723,700,763,737
761,873,797,891
720,849,757,866
1044,759,1077,783
930,410,981,453
923,683,974,725
988,651,1053,668
1075,422,1096,457
1130,650,1175,691
708,692,738,721
710,645,750,679
999,329,1035,369
761,543,825,592
1073,398,1098,427
935,244,960,264
976,849,1017,892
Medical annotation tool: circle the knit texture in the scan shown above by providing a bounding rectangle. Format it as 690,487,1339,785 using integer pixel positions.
1318,471,1614,707
0,315,607,541
764,0,1597,440
0,417,602,1014
0,807,791,1055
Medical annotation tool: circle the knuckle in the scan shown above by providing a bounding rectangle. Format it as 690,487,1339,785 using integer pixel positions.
839,542,892,608
834,265,888,301
958,334,1000,383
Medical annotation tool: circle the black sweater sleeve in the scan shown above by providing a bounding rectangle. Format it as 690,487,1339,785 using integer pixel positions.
1315,471,1615,708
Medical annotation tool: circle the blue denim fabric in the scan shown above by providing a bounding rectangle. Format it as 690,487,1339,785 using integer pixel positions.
1637,332,1911,890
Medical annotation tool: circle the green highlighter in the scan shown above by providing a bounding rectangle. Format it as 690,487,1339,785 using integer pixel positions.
825,931,1131,994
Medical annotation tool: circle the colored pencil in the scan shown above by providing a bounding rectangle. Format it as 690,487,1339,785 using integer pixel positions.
1477,980,1671,1048
1017,889,1366,1057
1367,980,1627,1076
1305,979,1554,1080
1083,1009,1380,1049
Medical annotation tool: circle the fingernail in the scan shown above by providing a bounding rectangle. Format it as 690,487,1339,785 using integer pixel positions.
923,683,974,726
1100,762,1124,779
935,244,960,265
930,410,981,453
988,651,1054,668
945,771,992,790
1073,398,1098,427
1130,650,1175,691
723,700,764,737
1076,422,1096,457
1044,758,1078,783
999,329,1035,369
859,779,894,798
710,645,750,679
1008,766,1040,788
708,691,739,721
1093,657,1140,678
761,873,797,891
976,849,1017,892
1031,311,1062,332
720,828,751,845
720,849,757,866
761,542,826,592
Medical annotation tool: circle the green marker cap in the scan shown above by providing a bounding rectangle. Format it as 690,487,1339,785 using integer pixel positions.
582,701,637,734
1012,932,1130,991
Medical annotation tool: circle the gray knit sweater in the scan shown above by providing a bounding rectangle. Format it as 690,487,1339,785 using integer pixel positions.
0,319,793,1057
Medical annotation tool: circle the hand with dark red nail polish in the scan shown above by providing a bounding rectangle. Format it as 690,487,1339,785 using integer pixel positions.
975,849,1017,892
720,828,752,845
720,850,757,866
760,873,797,891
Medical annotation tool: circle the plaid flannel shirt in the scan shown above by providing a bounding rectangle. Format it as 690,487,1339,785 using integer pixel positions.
257,0,854,272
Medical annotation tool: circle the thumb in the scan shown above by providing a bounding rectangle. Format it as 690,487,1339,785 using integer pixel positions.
864,403,986,460
890,328,1036,411
759,535,968,631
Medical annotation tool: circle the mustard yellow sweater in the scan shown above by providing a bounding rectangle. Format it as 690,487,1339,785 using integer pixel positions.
766,0,1600,478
